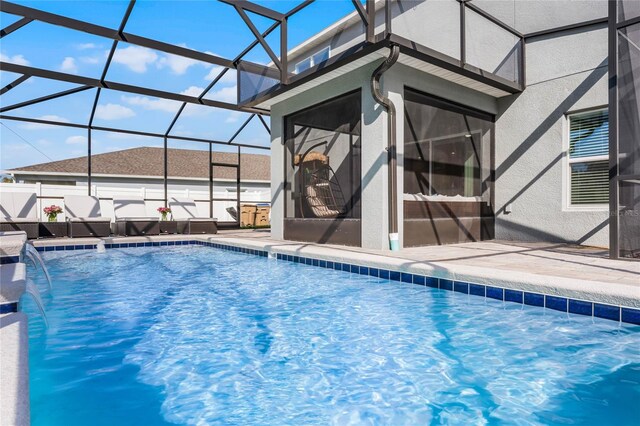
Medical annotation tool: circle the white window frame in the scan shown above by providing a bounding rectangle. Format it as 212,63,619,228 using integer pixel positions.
563,107,609,211
294,46,330,74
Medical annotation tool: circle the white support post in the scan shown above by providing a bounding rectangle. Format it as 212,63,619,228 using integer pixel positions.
35,182,42,221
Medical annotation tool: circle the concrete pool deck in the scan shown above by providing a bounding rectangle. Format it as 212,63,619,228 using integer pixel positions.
202,231,640,308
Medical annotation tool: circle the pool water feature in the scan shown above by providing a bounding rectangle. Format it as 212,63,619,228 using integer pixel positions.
25,243,52,290
24,245,640,425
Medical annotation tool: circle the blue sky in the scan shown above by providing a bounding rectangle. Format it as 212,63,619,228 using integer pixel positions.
0,0,358,171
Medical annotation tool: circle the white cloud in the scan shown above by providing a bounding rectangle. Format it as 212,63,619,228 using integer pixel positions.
121,86,205,114
181,86,205,97
170,126,193,136
121,95,181,113
155,43,212,75
95,103,136,120
20,115,70,130
225,111,242,123
108,44,222,76
80,56,101,65
0,52,30,66
104,132,147,140
205,66,237,85
208,86,237,103
157,53,199,75
65,135,87,145
76,43,98,50
60,57,78,74
40,115,69,122
112,46,158,73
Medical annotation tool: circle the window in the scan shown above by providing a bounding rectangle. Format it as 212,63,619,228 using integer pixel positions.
568,109,609,206
312,47,330,64
294,58,311,74
294,47,330,74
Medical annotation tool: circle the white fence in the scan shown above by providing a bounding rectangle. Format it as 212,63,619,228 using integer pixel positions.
0,183,271,223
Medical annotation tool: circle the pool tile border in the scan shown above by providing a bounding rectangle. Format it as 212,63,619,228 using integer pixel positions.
0,255,20,264
30,240,640,326
0,302,18,314
34,239,269,257
271,252,640,326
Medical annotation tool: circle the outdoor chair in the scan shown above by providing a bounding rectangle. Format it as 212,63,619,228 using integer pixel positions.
0,192,39,239
113,196,159,236
64,195,111,238
169,197,218,234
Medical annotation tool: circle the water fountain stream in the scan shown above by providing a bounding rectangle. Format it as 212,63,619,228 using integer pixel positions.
24,245,52,290
25,278,48,327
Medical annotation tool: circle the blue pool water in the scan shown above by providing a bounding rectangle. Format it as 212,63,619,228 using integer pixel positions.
24,246,640,425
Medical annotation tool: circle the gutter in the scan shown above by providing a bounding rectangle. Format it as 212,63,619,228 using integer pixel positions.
370,44,400,250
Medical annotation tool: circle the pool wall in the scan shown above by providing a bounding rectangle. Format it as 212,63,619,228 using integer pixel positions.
0,312,30,426
25,237,640,325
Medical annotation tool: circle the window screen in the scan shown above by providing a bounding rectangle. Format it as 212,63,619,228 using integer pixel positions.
284,91,361,219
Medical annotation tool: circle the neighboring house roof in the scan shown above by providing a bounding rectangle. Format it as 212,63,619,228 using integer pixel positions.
10,147,271,181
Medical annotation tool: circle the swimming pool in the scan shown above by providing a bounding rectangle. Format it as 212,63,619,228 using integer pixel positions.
24,245,640,425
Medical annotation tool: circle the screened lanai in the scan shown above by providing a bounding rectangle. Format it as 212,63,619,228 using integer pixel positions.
0,0,637,257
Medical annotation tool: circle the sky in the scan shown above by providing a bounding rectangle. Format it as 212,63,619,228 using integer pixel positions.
0,0,359,171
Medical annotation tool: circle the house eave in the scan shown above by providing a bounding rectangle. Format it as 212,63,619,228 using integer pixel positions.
250,37,520,110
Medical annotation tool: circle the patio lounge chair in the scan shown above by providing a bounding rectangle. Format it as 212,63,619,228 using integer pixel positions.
0,192,39,239
169,197,217,234
113,196,159,236
64,195,111,238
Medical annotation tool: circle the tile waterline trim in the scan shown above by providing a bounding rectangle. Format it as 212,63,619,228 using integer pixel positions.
271,252,640,327
0,255,20,264
34,239,268,257
31,240,639,326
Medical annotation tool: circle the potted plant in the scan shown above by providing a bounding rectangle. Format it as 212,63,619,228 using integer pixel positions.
43,205,63,222
157,206,171,221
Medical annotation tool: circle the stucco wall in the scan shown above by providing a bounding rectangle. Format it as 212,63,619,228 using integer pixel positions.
271,13,611,249
287,0,521,83
270,55,500,249
494,26,609,247
472,0,607,34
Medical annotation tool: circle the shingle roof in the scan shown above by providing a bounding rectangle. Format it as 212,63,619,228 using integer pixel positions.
10,147,271,181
